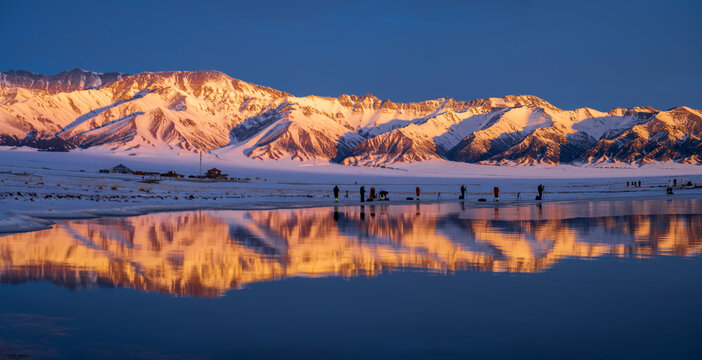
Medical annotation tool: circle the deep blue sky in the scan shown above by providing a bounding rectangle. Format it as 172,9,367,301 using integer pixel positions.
1,0,700,111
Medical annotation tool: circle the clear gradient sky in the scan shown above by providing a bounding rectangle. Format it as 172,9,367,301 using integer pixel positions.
1,0,700,111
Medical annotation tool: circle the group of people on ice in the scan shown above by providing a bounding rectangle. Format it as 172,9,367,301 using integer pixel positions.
341,185,392,203
489,184,543,202
333,184,546,203
626,180,642,188
333,176,696,203
666,178,693,194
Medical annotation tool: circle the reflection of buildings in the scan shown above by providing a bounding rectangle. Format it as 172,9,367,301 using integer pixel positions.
0,202,701,297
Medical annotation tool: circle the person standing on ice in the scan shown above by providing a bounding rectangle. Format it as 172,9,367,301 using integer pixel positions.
537,184,544,200
493,186,499,202
360,186,365,202
333,185,339,202
460,185,466,200
416,186,421,200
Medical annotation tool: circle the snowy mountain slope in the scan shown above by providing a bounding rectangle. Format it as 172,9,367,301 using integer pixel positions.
0,69,700,165
448,106,555,162
0,71,290,152
342,124,442,166
486,124,597,165
577,107,702,164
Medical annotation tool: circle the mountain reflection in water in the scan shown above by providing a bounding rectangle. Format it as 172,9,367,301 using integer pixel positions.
1,199,700,297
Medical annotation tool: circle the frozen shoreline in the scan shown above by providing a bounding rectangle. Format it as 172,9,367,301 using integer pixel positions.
2,147,702,235
3,188,702,236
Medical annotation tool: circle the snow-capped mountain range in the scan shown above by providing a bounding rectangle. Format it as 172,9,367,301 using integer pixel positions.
1,69,700,165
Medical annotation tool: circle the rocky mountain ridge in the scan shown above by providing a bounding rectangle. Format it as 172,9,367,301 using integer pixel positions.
1,69,700,165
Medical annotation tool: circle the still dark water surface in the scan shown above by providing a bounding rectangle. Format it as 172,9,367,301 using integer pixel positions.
1,199,701,359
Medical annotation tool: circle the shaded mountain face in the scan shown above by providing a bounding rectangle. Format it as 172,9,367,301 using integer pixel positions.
577,107,702,164
0,69,127,94
0,69,700,165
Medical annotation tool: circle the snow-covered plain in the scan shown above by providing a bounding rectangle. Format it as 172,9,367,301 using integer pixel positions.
1,146,701,234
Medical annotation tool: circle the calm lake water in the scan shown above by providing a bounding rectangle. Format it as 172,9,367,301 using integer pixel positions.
1,199,701,359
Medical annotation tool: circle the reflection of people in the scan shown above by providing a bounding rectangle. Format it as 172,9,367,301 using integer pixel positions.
370,205,376,218
360,205,365,220
333,186,339,202
493,186,499,202
360,186,365,202
416,203,420,216
333,206,339,221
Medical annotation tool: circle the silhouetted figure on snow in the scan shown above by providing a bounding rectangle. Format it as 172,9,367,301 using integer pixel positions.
460,185,466,200
360,186,365,202
537,184,544,200
333,186,339,202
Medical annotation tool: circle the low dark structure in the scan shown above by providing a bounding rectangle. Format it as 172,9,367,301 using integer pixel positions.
161,171,184,179
100,164,133,174
206,168,229,180
133,171,160,176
